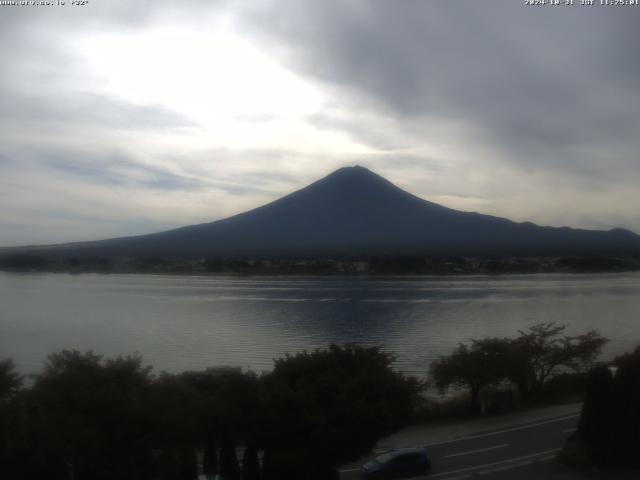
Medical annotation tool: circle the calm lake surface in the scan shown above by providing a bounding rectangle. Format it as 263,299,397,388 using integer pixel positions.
1,272,639,376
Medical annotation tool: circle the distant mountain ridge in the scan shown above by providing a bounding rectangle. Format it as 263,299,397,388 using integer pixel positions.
4,166,640,258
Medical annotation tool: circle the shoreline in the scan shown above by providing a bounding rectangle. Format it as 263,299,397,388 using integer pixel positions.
1,267,639,277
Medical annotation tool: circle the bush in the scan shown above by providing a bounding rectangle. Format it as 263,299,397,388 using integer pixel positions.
563,345,640,468
0,345,422,479
260,344,422,475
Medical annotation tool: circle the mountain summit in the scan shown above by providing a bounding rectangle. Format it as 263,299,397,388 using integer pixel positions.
7,166,640,258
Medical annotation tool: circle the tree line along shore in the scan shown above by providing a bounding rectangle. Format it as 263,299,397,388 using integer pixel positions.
1,253,639,275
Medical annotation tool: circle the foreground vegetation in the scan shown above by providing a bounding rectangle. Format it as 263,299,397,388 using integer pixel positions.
0,323,614,479
562,345,640,469
0,345,420,480
430,323,607,414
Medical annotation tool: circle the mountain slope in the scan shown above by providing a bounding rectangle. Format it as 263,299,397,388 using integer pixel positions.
5,166,640,258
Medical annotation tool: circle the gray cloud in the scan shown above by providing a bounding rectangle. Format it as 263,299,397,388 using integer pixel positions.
0,146,205,191
0,10,195,133
1,91,195,130
245,0,640,178
48,155,204,191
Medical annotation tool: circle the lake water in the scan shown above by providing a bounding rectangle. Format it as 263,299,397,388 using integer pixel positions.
1,272,639,377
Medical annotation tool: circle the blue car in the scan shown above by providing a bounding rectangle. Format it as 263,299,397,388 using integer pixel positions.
361,447,431,478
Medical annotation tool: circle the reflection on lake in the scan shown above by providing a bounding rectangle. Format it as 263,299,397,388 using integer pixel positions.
1,272,639,376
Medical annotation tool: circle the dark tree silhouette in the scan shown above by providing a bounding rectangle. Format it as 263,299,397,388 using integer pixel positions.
566,345,640,468
261,344,421,477
609,346,640,466
156,448,180,480
431,324,608,414
27,350,155,480
509,323,607,396
0,359,26,479
0,346,419,480
178,367,262,443
430,338,511,414
0,358,22,401
242,442,261,480
202,434,219,479
220,434,241,480
177,447,198,480
577,365,614,466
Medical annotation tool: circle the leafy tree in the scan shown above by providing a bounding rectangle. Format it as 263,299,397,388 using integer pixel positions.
28,350,155,480
156,448,180,480
177,367,262,443
568,346,640,468
431,324,607,413
148,372,201,450
0,359,24,479
202,434,219,479
609,346,640,466
219,433,241,480
177,447,198,480
260,344,421,478
242,442,260,480
509,323,607,396
0,358,22,401
430,338,511,414
576,365,614,466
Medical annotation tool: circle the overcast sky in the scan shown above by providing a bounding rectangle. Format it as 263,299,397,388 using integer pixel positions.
1,0,639,246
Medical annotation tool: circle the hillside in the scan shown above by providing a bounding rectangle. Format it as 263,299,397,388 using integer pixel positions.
3,166,640,259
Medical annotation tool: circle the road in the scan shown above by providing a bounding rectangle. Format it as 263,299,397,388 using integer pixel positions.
339,413,579,480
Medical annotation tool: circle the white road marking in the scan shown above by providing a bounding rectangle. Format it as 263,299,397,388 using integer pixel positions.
562,427,577,433
425,413,579,447
423,476,470,480
339,414,578,476
444,443,508,458
423,448,560,479
478,454,557,475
